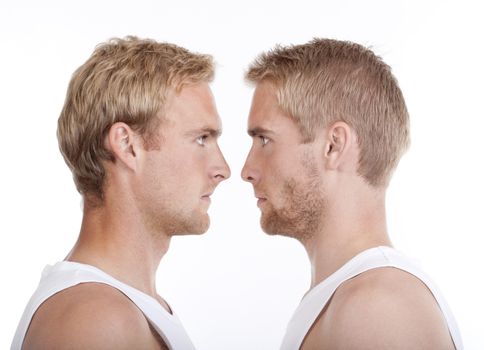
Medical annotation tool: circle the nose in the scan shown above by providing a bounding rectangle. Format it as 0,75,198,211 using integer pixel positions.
212,146,231,184
241,148,259,184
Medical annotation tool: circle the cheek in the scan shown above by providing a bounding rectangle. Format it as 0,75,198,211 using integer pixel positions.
167,149,208,189
164,144,203,174
265,153,295,182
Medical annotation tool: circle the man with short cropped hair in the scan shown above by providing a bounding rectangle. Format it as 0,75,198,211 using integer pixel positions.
242,39,463,349
12,36,230,349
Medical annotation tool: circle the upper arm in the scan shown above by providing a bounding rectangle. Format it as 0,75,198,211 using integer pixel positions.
304,268,455,350
22,283,162,350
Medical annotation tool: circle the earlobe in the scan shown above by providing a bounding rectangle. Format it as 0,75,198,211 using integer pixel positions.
106,122,138,172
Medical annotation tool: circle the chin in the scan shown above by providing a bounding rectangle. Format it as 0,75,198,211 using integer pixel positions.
261,220,286,237
173,214,210,236
260,213,283,236
190,219,210,235
260,212,307,240
194,213,210,234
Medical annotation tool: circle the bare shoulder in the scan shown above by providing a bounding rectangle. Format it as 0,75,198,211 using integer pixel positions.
23,282,164,350
303,267,455,350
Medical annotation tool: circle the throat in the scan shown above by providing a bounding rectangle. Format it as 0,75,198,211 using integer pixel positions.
305,230,391,289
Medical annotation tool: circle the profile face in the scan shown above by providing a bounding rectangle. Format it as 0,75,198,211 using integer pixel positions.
137,82,231,236
241,81,325,240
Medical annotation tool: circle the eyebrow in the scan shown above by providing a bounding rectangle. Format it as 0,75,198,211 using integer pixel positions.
186,127,222,138
247,127,274,137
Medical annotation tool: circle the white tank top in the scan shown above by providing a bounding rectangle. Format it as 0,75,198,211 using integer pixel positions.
11,261,196,350
280,246,463,350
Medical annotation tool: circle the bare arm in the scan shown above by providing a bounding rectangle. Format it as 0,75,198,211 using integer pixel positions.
22,283,166,350
302,268,455,350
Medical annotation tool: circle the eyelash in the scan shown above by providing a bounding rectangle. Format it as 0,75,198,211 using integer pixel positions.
196,135,209,146
259,135,269,146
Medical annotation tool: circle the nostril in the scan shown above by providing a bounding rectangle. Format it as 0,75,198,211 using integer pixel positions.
241,168,255,183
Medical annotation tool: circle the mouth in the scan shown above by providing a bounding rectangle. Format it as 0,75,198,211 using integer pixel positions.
256,197,267,208
201,192,213,204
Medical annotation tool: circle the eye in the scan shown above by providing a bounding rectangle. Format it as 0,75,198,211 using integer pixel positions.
196,135,209,146
259,135,269,146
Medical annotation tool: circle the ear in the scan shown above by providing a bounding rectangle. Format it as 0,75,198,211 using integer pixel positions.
324,121,355,170
105,122,140,172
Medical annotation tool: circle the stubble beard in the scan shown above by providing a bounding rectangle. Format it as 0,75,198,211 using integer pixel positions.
144,203,210,238
260,170,325,243
164,209,210,236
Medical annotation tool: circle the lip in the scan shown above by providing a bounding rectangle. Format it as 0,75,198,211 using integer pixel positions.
257,198,267,207
201,194,212,204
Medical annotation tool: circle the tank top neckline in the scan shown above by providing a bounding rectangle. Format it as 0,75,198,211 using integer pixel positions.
49,260,176,318
303,245,393,302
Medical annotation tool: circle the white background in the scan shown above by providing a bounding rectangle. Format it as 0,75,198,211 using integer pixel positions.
1,0,483,348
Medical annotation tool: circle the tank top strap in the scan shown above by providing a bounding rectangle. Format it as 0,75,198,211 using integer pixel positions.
11,261,196,350
280,246,463,350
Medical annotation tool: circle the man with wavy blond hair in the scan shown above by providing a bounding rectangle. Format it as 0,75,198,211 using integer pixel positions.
242,39,463,349
12,37,230,349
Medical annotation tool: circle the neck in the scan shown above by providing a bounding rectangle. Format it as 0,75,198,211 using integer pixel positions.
66,198,170,299
302,186,391,289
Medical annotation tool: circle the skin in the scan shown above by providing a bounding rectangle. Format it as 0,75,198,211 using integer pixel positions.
241,84,325,242
22,82,230,349
242,80,455,350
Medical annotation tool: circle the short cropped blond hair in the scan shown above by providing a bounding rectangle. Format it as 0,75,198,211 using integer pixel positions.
246,38,410,187
58,36,214,203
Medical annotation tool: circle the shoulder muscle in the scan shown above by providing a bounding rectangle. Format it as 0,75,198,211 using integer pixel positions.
23,283,161,349
306,268,455,350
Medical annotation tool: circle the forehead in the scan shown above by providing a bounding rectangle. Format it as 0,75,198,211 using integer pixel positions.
248,80,300,135
164,82,221,131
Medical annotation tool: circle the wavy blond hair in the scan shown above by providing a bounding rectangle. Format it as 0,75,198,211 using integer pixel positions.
246,38,410,187
58,36,214,204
